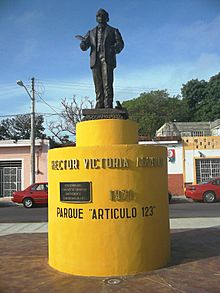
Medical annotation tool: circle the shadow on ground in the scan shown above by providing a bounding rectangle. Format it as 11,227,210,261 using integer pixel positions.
170,227,220,265
0,201,17,207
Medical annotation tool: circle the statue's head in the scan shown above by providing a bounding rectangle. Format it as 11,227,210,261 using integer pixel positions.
96,9,109,24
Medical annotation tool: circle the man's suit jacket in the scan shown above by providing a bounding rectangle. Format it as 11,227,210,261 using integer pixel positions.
80,25,124,69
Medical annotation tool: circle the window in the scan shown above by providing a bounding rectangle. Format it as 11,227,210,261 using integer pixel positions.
32,184,45,191
196,159,220,183
181,132,191,137
212,179,220,185
192,131,204,137
0,161,22,197
36,184,45,191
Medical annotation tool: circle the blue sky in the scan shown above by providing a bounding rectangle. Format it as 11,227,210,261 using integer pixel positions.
0,0,220,126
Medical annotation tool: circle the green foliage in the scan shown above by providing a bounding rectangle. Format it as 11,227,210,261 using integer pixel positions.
181,79,207,116
123,72,220,137
181,72,220,121
0,114,45,140
122,90,189,137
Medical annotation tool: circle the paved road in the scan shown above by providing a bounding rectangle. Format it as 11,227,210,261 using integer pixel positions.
169,201,220,218
0,205,48,222
0,200,220,222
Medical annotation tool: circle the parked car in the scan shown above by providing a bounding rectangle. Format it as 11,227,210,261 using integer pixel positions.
12,182,48,208
185,178,220,203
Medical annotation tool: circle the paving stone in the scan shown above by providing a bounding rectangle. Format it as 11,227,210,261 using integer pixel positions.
0,228,220,292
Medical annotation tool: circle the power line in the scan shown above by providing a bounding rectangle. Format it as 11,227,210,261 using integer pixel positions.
0,112,59,118
35,92,62,116
0,80,181,96
37,79,181,94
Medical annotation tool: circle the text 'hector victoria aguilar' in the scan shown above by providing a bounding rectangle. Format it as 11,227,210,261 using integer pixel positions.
51,157,164,170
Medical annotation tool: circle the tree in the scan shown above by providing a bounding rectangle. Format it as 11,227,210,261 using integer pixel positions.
47,96,94,143
181,72,220,121
203,72,220,120
0,114,45,140
181,79,207,120
122,90,188,137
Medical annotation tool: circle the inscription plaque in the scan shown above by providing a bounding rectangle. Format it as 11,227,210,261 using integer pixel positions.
60,182,92,202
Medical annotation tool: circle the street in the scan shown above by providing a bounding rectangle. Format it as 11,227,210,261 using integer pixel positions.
0,200,220,223
169,201,220,218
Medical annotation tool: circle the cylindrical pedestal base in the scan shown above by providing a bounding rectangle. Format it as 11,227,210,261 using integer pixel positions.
48,130,170,276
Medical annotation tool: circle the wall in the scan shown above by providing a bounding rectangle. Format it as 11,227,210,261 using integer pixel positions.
35,142,49,184
167,145,183,174
139,141,184,195
184,149,220,184
168,174,184,195
166,144,184,194
0,140,49,192
183,136,220,184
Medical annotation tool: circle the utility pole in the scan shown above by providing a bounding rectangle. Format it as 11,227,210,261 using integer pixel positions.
31,77,36,184
17,78,36,184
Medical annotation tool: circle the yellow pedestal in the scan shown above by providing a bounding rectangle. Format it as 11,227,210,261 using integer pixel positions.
48,119,170,276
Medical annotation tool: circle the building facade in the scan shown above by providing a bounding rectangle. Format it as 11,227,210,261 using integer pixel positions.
139,139,184,195
182,136,220,185
0,139,49,197
140,119,220,195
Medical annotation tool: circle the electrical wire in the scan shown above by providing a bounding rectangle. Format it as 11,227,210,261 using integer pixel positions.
36,78,181,95
0,112,59,119
0,80,181,99
35,93,61,115
0,79,181,122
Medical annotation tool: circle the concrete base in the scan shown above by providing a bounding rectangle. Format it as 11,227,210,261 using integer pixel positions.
48,119,170,276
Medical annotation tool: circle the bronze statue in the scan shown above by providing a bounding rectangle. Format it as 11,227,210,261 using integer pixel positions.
76,9,124,109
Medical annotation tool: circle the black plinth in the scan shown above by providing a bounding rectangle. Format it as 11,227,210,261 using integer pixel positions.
82,108,129,121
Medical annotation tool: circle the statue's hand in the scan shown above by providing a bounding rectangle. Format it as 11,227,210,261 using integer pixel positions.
80,41,87,51
75,35,85,41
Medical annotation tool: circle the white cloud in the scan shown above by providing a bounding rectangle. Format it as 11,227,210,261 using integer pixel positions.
183,14,220,45
115,52,220,100
3,53,219,116
173,14,220,52
31,51,220,110
14,38,39,64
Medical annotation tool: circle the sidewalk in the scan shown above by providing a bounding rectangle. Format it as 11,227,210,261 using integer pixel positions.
0,227,220,292
1,197,220,292
0,217,220,236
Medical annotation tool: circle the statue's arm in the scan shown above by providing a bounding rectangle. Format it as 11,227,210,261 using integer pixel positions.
80,31,91,51
114,29,124,54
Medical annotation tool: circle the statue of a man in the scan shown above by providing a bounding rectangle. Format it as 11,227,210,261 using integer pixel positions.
79,9,124,108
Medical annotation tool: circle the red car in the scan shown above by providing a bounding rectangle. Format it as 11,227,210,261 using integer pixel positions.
12,182,48,208
185,178,220,203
